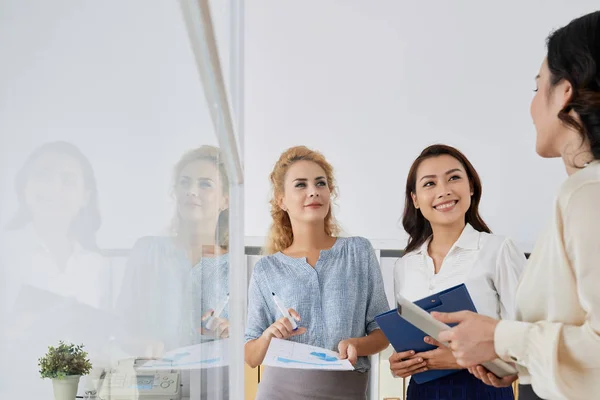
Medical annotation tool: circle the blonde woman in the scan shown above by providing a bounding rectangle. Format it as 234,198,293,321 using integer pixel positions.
244,146,390,400
115,145,230,398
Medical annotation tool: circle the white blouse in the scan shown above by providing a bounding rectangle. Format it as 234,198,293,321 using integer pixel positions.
1,225,110,311
394,224,526,320
494,161,600,399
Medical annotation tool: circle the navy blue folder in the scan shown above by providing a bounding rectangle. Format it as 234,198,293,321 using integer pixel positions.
375,283,477,384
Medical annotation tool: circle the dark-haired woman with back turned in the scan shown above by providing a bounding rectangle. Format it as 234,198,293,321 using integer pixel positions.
389,144,526,399
432,10,600,400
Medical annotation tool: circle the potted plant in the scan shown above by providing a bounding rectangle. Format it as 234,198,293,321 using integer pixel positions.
38,341,93,400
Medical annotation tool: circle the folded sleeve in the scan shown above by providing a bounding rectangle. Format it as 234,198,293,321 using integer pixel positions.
494,238,526,320
244,261,272,342
360,238,391,333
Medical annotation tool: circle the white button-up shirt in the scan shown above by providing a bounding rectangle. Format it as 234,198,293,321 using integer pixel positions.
394,224,526,319
1,225,110,311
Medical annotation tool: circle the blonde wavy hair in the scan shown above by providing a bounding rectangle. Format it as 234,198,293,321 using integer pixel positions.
264,146,340,254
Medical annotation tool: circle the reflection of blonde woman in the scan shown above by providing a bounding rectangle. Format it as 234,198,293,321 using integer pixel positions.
116,145,230,352
245,146,390,400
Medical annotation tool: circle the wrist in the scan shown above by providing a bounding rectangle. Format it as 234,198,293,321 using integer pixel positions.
454,361,466,370
260,332,273,343
489,319,499,340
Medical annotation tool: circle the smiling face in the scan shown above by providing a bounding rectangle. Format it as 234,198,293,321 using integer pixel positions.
24,152,90,226
279,160,332,225
411,154,473,230
174,159,228,224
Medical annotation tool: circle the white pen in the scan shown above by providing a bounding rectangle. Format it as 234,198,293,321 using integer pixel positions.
272,292,298,330
205,293,229,331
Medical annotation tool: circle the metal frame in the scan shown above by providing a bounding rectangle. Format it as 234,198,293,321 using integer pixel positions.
178,1,245,399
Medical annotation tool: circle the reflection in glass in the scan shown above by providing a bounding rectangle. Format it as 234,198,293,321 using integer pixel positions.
0,141,111,397
114,145,230,398
6,141,106,302
0,0,242,397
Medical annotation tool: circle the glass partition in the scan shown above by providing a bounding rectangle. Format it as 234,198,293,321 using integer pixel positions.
0,1,244,399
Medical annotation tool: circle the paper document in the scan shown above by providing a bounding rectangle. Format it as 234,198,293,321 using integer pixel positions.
262,338,354,370
137,339,229,370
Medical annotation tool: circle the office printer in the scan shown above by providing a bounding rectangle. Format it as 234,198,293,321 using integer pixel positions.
97,358,181,400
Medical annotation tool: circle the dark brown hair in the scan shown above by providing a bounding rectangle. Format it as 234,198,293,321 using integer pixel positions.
546,11,600,161
7,141,101,251
402,144,491,254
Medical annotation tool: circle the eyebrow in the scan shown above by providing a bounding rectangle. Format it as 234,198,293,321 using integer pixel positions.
293,176,326,182
535,74,540,80
180,176,215,182
419,168,463,182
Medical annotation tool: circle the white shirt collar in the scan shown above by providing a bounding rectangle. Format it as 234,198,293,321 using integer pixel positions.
414,223,481,255
12,223,87,257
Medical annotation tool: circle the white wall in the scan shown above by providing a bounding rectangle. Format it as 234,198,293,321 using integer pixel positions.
244,0,600,252
0,0,235,249
4,1,599,253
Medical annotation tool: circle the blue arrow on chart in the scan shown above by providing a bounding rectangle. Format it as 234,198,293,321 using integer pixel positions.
276,357,343,366
140,357,221,368
309,352,339,362
161,352,191,362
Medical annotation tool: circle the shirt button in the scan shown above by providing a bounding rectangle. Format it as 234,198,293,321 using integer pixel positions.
429,285,434,291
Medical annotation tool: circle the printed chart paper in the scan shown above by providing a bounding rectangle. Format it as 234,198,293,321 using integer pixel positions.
262,338,354,370
137,339,229,370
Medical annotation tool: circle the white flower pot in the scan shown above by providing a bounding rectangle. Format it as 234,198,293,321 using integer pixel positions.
52,375,81,400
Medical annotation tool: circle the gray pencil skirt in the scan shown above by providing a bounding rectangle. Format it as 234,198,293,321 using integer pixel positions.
518,384,545,400
256,367,369,400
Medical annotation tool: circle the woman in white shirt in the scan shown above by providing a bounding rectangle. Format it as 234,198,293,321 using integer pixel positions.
0,141,109,398
389,144,526,400
434,11,600,400
2,141,107,309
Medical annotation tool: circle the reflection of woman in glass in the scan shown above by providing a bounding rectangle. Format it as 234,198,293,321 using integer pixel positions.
116,145,230,351
0,141,108,398
3,141,107,309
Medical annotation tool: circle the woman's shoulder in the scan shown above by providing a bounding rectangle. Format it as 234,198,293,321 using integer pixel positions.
394,248,420,273
251,252,280,273
479,231,521,253
556,161,600,213
125,236,182,273
129,235,177,254
132,235,171,247
338,236,373,252
476,232,526,270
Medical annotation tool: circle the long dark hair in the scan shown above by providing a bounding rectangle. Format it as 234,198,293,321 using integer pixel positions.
7,141,101,250
546,11,600,162
402,144,491,254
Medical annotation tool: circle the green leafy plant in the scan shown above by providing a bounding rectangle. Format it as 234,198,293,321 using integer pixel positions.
38,341,92,380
